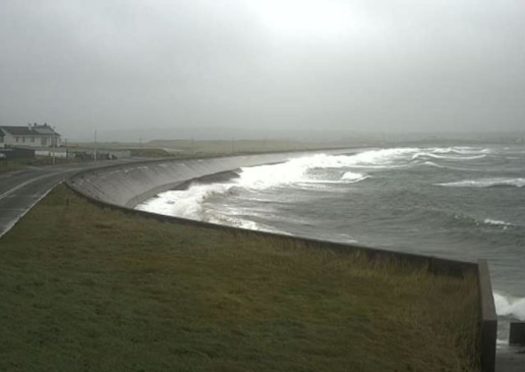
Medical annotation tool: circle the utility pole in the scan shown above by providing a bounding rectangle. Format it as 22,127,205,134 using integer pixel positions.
94,130,98,162
52,126,56,165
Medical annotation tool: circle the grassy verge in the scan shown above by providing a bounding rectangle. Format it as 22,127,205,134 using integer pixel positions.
0,185,480,371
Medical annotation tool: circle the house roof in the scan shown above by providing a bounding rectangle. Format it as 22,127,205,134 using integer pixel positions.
33,126,57,135
0,126,34,135
0,125,60,136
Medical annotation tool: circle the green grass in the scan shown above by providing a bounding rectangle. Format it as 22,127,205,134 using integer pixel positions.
128,148,173,158
0,185,480,371
146,139,340,155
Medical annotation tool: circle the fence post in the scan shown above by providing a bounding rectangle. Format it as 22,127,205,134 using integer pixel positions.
478,259,497,372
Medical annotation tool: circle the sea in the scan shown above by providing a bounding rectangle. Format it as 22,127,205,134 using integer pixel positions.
137,144,525,344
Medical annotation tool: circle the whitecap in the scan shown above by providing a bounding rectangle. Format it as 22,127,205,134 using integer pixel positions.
484,219,512,227
431,146,491,155
412,152,486,161
341,171,369,183
423,161,446,168
438,178,525,188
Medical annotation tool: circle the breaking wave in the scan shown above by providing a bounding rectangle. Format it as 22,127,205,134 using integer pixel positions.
137,145,495,228
412,152,486,161
137,152,375,222
438,178,525,188
432,147,491,155
494,292,525,321
136,183,233,220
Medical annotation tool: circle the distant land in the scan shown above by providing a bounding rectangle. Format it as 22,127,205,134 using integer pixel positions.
66,128,525,152
65,126,525,146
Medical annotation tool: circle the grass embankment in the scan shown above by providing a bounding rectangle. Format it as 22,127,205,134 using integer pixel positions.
146,139,340,155
0,185,480,371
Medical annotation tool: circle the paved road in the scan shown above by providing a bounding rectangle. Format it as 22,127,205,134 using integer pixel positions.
0,160,140,238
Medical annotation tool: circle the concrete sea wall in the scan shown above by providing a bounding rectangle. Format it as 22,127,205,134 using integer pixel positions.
67,150,497,372
69,150,352,209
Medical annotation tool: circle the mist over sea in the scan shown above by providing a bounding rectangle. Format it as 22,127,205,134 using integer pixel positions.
137,143,525,338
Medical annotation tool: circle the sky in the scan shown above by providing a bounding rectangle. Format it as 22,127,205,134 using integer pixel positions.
1,0,524,141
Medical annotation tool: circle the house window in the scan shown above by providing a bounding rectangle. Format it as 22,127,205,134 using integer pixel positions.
22,137,25,143
16,137,19,142
31,137,35,143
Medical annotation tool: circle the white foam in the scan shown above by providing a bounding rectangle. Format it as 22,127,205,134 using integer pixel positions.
412,152,486,161
484,218,512,227
336,147,419,166
137,146,498,230
494,292,525,320
431,146,491,155
204,208,291,234
136,150,389,226
423,161,446,168
409,146,492,165
234,151,390,190
438,178,525,188
496,338,509,347
136,183,235,219
245,147,429,184
208,213,261,230
341,171,369,182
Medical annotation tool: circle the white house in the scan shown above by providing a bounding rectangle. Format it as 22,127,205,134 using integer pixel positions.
0,124,61,148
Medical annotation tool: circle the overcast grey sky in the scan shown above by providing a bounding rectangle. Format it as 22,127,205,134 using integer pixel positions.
1,0,524,140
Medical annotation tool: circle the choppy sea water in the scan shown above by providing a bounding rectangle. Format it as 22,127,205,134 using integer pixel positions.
137,144,525,343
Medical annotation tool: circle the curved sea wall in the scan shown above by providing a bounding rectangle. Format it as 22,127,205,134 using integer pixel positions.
68,149,482,275
67,150,497,372
69,150,350,208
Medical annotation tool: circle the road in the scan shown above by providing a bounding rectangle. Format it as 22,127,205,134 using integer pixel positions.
0,160,140,238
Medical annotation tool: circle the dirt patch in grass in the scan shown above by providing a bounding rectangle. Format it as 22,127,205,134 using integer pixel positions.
0,185,480,371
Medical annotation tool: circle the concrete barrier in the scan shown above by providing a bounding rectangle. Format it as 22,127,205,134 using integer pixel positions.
66,150,497,371
509,322,525,345
478,259,497,372
69,150,353,208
